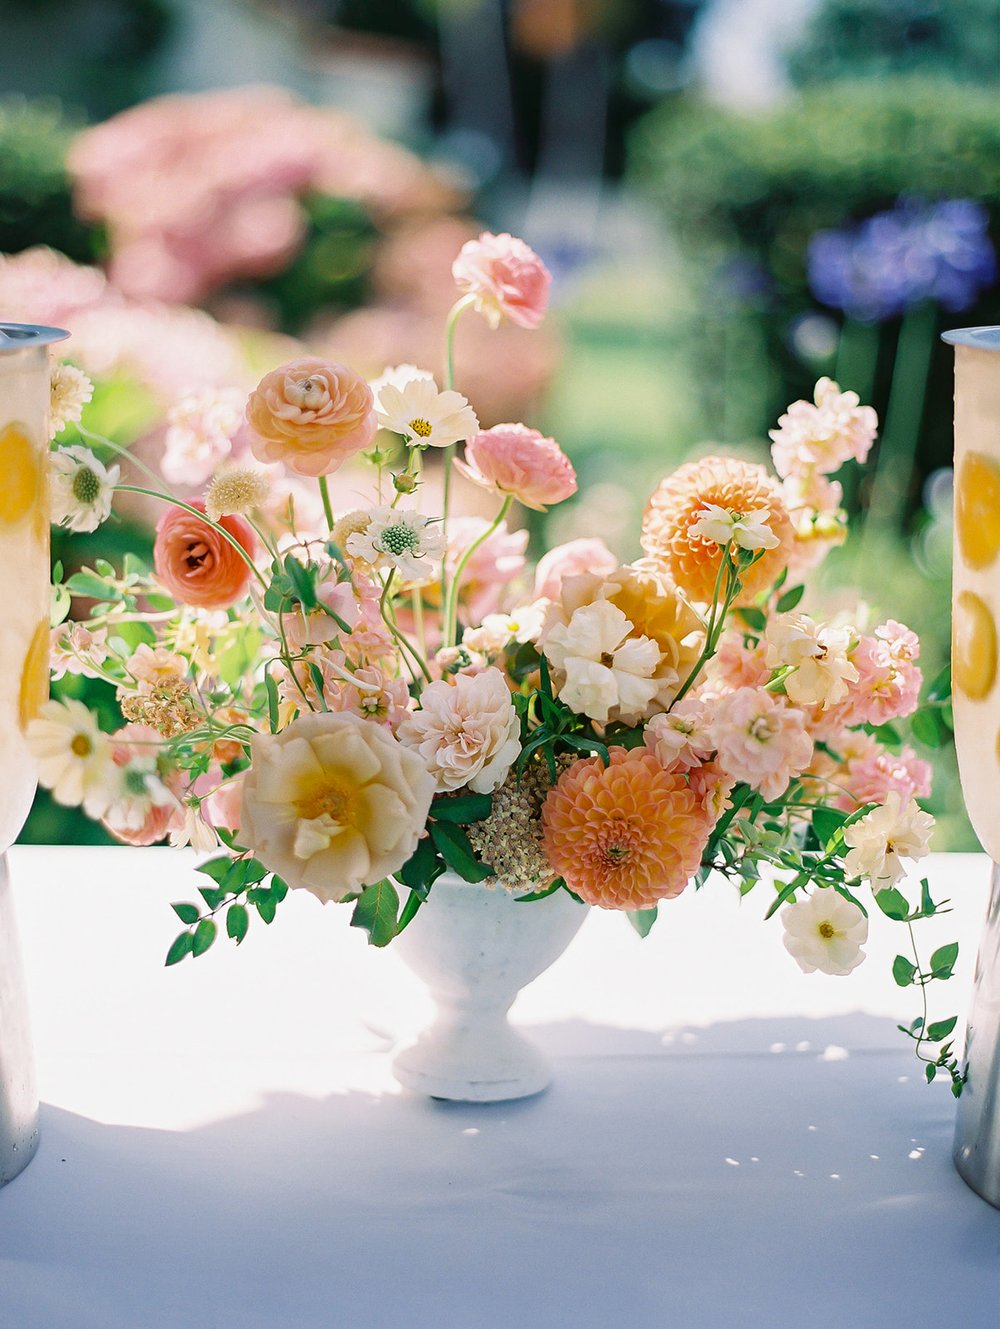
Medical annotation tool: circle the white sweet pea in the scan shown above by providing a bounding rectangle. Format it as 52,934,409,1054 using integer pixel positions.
376,374,479,449
345,506,445,582
690,502,780,551
543,599,662,725
782,889,869,976
49,444,119,533
765,612,858,709
843,791,934,888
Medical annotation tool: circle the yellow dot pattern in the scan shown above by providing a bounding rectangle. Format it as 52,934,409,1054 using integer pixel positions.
18,617,49,730
953,590,996,701
0,423,41,527
956,452,1000,571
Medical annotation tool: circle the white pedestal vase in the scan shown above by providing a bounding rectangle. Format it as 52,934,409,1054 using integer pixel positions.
391,876,588,1102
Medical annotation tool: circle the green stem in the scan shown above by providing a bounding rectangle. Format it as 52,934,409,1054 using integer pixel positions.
318,476,335,533
115,485,268,590
443,495,512,649
671,541,739,707
439,293,475,633
379,572,432,685
77,426,173,492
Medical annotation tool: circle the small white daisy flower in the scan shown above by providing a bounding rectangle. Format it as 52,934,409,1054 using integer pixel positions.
345,506,445,581
49,444,119,533
375,375,479,450
26,698,115,816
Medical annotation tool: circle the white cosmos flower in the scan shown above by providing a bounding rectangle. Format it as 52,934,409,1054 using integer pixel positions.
376,375,479,449
690,502,780,551
782,889,869,976
26,698,115,816
765,612,858,709
843,791,934,888
49,444,119,533
345,506,445,581
369,363,434,408
543,599,662,725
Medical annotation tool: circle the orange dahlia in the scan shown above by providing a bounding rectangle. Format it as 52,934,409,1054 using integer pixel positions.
540,748,712,909
641,456,794,604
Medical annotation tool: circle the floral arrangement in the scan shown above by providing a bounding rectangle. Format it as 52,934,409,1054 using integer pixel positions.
30,232,963,1092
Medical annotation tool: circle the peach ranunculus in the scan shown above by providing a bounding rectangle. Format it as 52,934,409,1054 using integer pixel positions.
533,537,618,601
541,748,713,910
153,499,256,610
239,711,435,904
641,456,794,604
455,423,577,512
452,231,552,329
396,666,520,794
245,357,376,478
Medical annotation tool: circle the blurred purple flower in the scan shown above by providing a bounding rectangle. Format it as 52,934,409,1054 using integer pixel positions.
808,198,997,322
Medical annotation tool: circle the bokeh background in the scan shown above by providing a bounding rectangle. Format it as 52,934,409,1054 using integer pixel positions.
3,0,998,846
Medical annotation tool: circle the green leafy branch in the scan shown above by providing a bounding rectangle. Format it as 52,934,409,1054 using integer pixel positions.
165,850,288,964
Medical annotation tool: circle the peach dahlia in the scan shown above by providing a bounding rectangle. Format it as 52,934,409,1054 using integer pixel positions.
541,748,712,910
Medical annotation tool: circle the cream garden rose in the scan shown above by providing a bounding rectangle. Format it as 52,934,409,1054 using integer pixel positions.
239,712,435,903
397,666,520,794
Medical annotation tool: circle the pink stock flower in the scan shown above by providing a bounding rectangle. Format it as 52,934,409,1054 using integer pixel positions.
326,664,410,731
456,423,577,512
769,377,878,478
839,739,932,812
452,232,552,329
833,620,923,728
282,575,363,651
203,774,245,833
644,698,714,772
701,631,771,698
153,500,256,610
709,687,814,802
161,387,245,486
245,358,376,478
533,538,618,601
687,759,737,822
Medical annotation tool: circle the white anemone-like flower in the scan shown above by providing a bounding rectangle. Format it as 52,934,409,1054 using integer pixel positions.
782,889,869,975
345,506,445,581
49,444,119,533
843,791,934,888
375,375,479,449
542,599,663,725
26,698,115,816
765,612,858,709
690,502,780,551
49,363,93,436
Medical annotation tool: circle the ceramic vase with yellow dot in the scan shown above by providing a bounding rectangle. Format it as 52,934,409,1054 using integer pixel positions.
946,325,1000,1210
0,323,67,1187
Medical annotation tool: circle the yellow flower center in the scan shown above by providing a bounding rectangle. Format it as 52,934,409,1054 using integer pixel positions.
818,921,835,939
70,733,92,758
408,417,433,438
296,779,355,825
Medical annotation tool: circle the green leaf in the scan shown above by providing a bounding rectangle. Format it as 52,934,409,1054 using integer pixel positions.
925,1063,937,1083
249,888,277,925
171,902,201,925
764,874,804,920
736,606,767,632
284,554,318,610
911,707,946,748
65,570,122,600
811,807,847,850
192,918,217,957
927,663,951,703
429,821,492,883
264,670,280,734
776,584,805,612
892,954,917,987
871,721,902,748
397,836,444,898
513,880,563,903
926,1016,958,1043
875,887,909,921
270,875,289,902
396,890,423,934
430,792,492,824
197,856,236,884
628,906,658,938
242,859,269,886
930,942,959,979
350,879,400,947
226,903,249,944
198,886,227,911
165,931,194,966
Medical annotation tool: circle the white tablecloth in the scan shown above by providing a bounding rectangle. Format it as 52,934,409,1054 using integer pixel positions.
1,846,998,1328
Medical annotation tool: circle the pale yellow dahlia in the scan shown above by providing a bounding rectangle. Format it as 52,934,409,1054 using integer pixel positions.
239,711,435,903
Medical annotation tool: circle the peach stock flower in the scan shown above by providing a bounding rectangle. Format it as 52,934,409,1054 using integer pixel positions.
456,424,577,512
153,500,255,610
769,377,878,478
541,748,712,909
245,357,376,478
452,232,552,329
397,667,520,794
709,687,813,801
641,457,794,603
239,711,435,903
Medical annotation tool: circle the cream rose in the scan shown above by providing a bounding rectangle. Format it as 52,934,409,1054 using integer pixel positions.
239,711,435,903
396,666,520,795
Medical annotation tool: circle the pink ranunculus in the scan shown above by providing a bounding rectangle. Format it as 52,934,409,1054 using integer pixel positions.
154,500,256,610
533,537,618,601
452,232,552,329
245,357,376,478
455,423,576,512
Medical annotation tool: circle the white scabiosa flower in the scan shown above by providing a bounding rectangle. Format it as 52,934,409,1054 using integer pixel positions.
781,889,869,976
49,444,119,533
843,791,934,888
375,374,479,449
690,502,780,552
345,506,445,581
26,698,115,816
49,363,93,436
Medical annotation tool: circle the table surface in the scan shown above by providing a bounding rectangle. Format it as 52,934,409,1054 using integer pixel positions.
2,846,998,1328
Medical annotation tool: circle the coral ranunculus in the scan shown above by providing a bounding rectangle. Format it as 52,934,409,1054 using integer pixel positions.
245,357,376,478
452,232,552,329
153,500,255,610
641,457,794,604
456,423,577,511
541,748,712,910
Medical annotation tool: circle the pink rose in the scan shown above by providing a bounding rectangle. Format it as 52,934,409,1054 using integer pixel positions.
452,232,551,329
245,357,376,478
455,423,576,512
533,538,618,601
153,500,256,610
